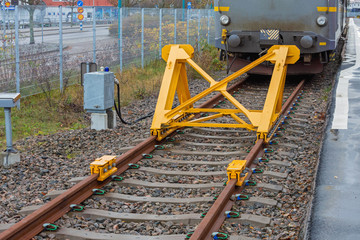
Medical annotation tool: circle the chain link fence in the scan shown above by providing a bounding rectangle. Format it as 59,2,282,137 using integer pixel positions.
0,6,215,97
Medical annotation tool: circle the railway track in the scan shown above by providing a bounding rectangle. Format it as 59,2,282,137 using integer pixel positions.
0,73,323,240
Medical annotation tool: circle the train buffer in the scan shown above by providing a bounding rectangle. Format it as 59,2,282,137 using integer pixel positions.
90,155,118,181
150,44,300,143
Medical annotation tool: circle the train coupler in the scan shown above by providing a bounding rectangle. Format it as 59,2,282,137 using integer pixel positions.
226,160,248,186
90,155,118,181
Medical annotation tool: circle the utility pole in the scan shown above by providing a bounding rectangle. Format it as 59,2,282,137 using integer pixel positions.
182,0,185,21
118,0,122,71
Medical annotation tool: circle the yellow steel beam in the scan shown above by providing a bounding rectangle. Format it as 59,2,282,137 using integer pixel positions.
185,109,242,114
172,122,251,128
150,44,299,141
166,51,275,120
256,46,299,141
188,113,225,123
187,58,217,85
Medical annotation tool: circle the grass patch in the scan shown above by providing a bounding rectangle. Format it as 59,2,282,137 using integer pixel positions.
116,59,166,105
0,85,86,149
321,84,333,101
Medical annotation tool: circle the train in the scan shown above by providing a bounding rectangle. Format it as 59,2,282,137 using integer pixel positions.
214,0,348,75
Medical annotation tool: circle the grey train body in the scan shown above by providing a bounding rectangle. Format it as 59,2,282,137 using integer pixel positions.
214,0,347,74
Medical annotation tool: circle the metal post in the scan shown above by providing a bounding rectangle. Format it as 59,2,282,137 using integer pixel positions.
198,9,201,51
174,9,177,44
93,6,96,63
207,9,210,44
41,7,44,43
141,8,144,68
120,7,123,71
15,6,20,96
4,108,13,152
2,1,6,50
59,6,63,92
187,9,189,44
159,8,162,59
118,6,122,72
6,7,8,31
182,0,185,21
118,6,121,71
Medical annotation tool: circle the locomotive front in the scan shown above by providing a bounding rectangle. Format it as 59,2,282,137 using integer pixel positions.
214,0,346,74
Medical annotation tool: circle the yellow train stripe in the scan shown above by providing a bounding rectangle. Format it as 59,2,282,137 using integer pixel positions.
214,7,230,12
319,42,327,46
317,7,337,12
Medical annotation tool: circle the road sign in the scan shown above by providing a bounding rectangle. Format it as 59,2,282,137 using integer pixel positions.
77,7,84,13
77,0,83,7
78,14,84,20
187,2,191,10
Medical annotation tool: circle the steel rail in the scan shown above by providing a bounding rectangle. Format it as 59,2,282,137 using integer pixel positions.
0,78,247,240
0,137,157,240
190,79,305,240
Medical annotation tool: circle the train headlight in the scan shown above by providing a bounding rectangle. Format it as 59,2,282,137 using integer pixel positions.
220,15,230,26
316,16,327,26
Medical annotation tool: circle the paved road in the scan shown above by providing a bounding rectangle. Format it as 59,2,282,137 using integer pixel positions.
18,25,113,52
309,18,360,240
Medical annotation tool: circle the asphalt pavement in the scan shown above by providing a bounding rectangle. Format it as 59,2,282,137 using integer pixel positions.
309,18,360,240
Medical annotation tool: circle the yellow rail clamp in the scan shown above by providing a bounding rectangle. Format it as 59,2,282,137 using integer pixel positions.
227,160,248,186
150,44,300,143
90,155,118,181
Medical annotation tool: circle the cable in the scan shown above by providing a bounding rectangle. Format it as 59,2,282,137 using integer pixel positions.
113,82,154,125
228,54,237,74
225,40,231,74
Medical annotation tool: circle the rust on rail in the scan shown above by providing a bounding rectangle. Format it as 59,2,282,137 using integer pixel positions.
0,78,246,240
0,137,157,240
190,80,305,240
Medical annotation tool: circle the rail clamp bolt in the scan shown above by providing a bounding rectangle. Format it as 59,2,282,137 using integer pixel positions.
43,223,58,231
235,194,249,200
225,211,240,218
211,232,229,240
70,204,84,212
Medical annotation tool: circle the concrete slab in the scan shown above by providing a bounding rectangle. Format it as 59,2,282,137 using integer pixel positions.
48,228,257,240
309,18,360,240
246,197,278,207
0,223,14,233
129,167,226,176
235,214,271,227
51,228,186,240
263,170,288,179
256,183,283,192
91,113,108,130
0,151,20,166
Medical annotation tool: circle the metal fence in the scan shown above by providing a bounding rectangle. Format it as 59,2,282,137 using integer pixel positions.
0,6,215,97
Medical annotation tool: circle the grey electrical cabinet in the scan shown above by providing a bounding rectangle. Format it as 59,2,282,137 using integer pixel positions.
84,72,114,113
